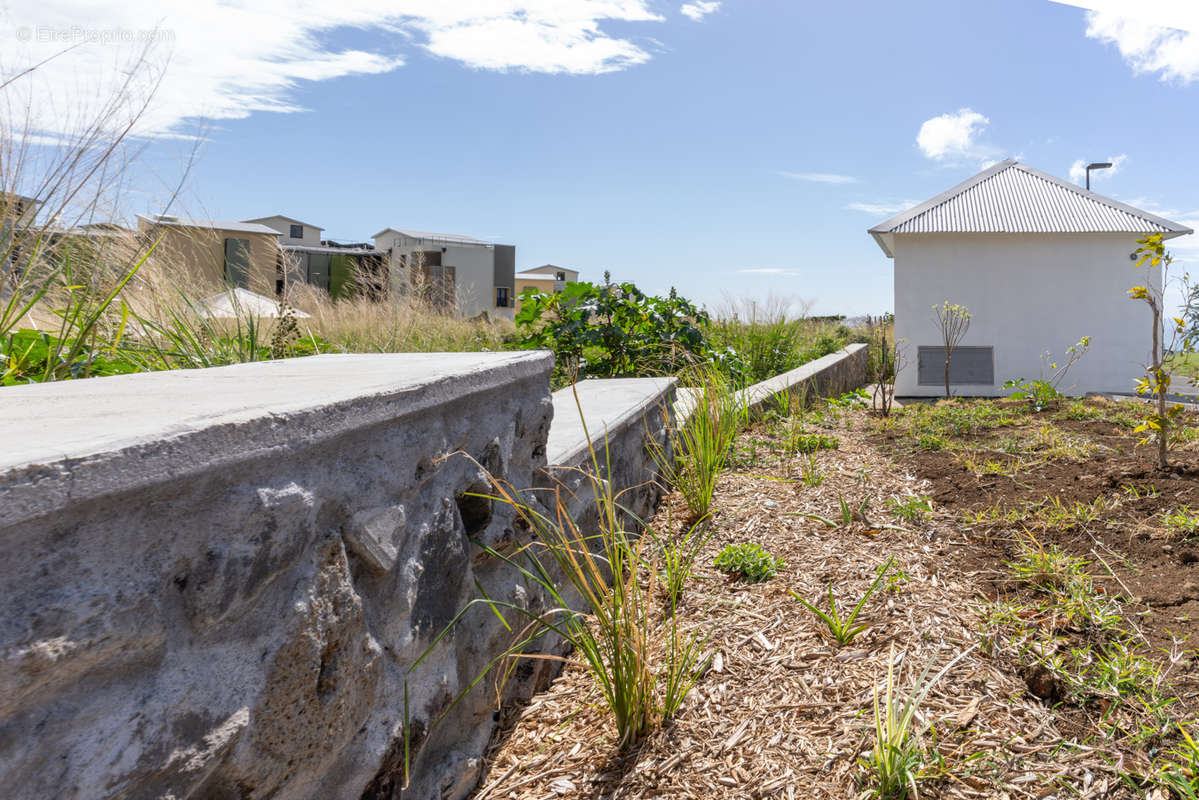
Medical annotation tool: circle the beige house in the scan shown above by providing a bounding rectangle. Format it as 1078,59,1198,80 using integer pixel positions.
136,215,283,295
514,264,580,311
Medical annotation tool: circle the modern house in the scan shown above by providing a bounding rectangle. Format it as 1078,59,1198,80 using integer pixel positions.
246,215,386,299
868,159,1192,397
513,264,580,312
372,228,515,318
136,214,283,296
515,264,579,292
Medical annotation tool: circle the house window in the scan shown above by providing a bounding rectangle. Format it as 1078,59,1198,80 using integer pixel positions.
289,224,303,239
496,287,511,308
917,346,995,385
555,271,566,281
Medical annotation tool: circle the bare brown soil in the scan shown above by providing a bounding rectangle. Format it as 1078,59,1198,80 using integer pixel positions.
877,400,1199,661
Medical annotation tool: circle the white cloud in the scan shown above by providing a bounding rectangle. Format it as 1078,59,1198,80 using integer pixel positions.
736,268,803,276
1051,1,1199,82
0,1,665,140
777,171,858,184
680,2,721,22
1067,153,1128,185
916,108,999,165
847,200,916,216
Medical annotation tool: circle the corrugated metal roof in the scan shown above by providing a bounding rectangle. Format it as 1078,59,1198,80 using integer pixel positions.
869,160,1192,237
137,214,281,236
371,227,489,245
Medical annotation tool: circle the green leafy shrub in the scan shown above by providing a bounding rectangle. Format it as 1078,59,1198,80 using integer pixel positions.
714,542,786,582
515,272,722,386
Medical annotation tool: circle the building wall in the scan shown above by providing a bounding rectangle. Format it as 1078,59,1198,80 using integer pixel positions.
140,220,280,296
892,232,1163,396
373,232,499,317
248,216,323,247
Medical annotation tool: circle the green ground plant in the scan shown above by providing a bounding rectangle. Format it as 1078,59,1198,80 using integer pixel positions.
1007,535,1090,591
798,450,825,487
1003,336,1091,411
1026,423,1097,461
788,432,840,454
1154,725,1199,798
791,557,894,645
1056,399,1106,422
714,542,786,582
886,496,934,524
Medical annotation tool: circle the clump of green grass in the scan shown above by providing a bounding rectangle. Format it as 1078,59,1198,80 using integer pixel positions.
1035,495,1116,530
1162,505,1199,537
1154,725,1199,798
650,366,747,519
714,542,786,582
1056,399,1106,421
886,496,934,523
1025,423,1098,461
1007,535,1090,591
860,643,975,799
917,433,946,451
649,514,715,608
707,297,850,387
798,451,825,487
791,557,893,645
409,410,710,766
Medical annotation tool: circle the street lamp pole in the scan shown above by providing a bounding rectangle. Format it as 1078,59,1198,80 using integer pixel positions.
1085,161,1113,191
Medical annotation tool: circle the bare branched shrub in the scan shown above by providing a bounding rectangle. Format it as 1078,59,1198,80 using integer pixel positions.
931,302,971,399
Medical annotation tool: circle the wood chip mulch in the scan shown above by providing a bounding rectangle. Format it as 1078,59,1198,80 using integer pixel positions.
469,411,1154,799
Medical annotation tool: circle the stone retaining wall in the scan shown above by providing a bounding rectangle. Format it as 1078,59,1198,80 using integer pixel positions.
0,353,676,800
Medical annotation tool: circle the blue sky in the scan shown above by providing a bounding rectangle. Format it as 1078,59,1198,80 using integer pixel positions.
5,0,1199,315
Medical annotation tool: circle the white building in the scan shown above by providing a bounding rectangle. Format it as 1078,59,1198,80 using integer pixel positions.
371,228,515,319
869,159,1192,397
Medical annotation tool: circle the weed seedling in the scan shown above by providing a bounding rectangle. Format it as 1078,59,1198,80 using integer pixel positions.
788,432,840,454
798,450,824,487
1162,505,1199,537
886,496,934,524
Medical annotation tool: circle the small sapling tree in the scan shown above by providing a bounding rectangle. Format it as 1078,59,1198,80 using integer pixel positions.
932,302,971,400
1129,233,1188,470
869,328,906,416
